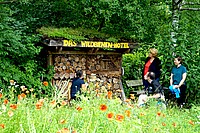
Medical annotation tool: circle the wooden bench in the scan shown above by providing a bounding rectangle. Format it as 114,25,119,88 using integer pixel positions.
126,79,145,95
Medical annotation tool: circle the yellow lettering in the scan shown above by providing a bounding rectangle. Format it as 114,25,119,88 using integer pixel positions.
63,40,77,47
107,42,112,48
81,41,86,47
114,43,120,48
124,43,129,48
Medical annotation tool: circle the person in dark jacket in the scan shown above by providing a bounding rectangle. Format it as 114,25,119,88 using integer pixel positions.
138,72,164,107
70,70,85,100
142,48,161,91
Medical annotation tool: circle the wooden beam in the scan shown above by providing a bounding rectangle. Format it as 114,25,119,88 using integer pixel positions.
48,51,122,55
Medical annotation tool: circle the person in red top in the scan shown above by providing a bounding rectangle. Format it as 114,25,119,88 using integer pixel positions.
142,48,161,91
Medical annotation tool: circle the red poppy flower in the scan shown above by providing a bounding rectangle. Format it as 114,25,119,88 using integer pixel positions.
100,104,107,112
107,91,112,99
157,112,161,116
189,120,194,126
115,114,124,122
76,106,82,111
59,119,66,124
107,112,114,120
125,110,131,117
35,102,43,110
0,124,5,129
0,93,2,98
43,81,48,86
10,104,17,110
172,122,176,127
3,99,9,105
21,93,26,98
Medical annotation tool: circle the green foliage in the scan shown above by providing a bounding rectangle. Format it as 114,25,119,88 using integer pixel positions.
0,4,52,96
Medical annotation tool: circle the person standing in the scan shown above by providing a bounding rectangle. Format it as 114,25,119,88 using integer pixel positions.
70,70,85,100
142,48,161,91
170,56,187,107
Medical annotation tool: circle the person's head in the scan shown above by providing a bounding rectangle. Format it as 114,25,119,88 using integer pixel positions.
174,56,183,66
147,71,155,80
76,70,83,78
149,48,158,58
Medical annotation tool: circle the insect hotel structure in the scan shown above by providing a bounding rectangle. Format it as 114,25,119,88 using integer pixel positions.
44,39,137,100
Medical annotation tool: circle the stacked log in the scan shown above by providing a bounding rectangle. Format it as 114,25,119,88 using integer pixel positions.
53,54,123,97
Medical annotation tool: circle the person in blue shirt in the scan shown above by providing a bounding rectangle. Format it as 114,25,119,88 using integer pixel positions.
70,70,85,100
170,56,187,107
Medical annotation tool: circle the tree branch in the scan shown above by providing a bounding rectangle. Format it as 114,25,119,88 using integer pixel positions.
0,0,17,4
183,2,200,5
180,8,200,11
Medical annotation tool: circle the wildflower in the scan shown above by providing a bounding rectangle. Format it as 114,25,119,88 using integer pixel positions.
10,104,17,110
3,99,9,105
154,128,158,131
189,120,194,126
21,93,26,98
96,93,101,97
72,130,77,133
43,81,48,86
50,100,56,107
107,91,112,99
107,112,114,120
76,106,82,111
95,82,99,88
0,124,5,129
10,80,15,85
59,119,66,124
115,114,124,122
30,88,34,92
39,99,45,104
125,110,131,117
162,114,166,117
61,101,67,106
124,99,131,102
20,86,26,91
130,94,135,100
116,89,122,92
18,95,23,100
8,110,14,117
162,122,166,126
100,104,107,112
35,102,43,110
157,112,161,116
126,104,133,108
26,90,29,94
0,93,2,98
107,83,111,89
140,113,145,116
57,128,70,133
172,122,176,127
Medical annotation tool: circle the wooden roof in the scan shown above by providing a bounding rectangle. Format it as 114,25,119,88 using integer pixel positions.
43,39,138,54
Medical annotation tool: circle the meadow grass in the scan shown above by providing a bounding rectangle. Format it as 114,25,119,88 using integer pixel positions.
0,92,199,133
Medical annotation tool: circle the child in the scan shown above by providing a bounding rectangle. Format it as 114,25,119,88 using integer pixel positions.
70,70,85,100
138,72,164,106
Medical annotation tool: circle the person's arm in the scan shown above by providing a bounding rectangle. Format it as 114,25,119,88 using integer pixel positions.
170,73,173,86
144,72,149,80
175,73,187,88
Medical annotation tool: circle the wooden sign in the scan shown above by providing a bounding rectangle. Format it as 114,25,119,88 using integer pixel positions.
49,39,137,49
